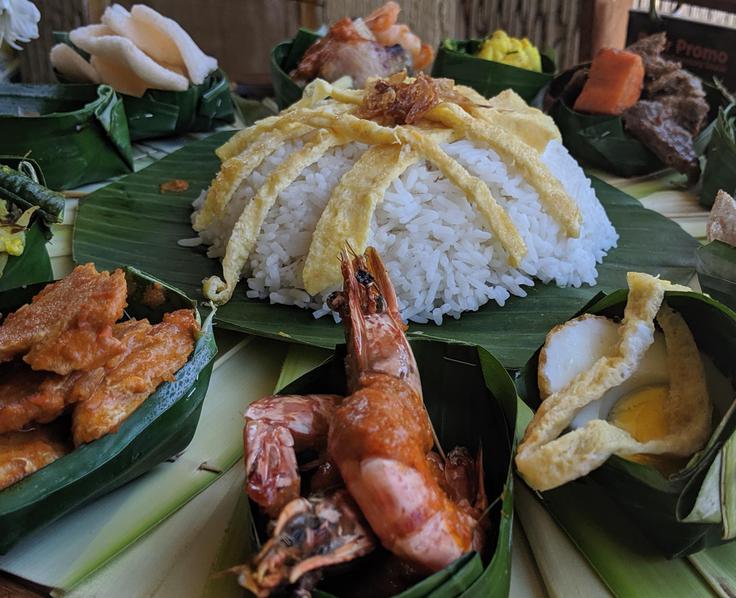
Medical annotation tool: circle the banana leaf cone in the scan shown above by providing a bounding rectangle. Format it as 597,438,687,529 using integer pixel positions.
431,39,555,105
53,32,235,142
545,66,723,178
121,68,235,141
246,340,517,597
517,288,736,559
0,161,64,291
271,28,322,110
700,103,736,208
0,84,134,190
0,267,218,553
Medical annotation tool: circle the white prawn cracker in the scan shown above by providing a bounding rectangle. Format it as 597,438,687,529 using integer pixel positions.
516,272,712,491
70,24,188,96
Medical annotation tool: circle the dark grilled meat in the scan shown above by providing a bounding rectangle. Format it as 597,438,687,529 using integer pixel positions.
623,100,700,181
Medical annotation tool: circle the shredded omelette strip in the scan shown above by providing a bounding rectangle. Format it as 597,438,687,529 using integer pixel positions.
194,123,313,231
203,130,346,304
303,144,422,295
515,273,709,491
425,102,581,237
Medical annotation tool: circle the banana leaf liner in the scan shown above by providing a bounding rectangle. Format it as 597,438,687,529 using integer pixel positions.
271,28,322,110
517,288,736,558
545,66,722,178
54,32,235,141
700,103,736,208
247,340,517,597
0,267,218,553
0,161,64,291
0,83,133,190
697,240,736,312
431,39,555,105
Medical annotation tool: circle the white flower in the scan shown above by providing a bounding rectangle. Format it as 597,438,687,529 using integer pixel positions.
0,0,40,51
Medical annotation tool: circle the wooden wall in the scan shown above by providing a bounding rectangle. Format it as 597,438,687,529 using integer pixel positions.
21,0,583,83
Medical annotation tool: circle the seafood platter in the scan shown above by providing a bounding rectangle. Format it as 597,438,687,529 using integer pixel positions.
1,1,736,597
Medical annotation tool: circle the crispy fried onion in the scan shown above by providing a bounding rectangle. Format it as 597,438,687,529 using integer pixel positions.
356,71,472,126
516,272,711,491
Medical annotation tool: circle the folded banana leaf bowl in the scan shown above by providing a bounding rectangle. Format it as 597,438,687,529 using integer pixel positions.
431,39,556,105
271,28,322,110
0,267,217,553
544,64,721,179
0,83,134,190
517,287,736,559
244,341,517,597
54,32,235,143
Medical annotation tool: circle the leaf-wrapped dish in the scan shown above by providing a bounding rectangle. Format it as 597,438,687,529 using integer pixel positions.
271,28,322,110
243,340,517,597
431,37,555,104
545,33,713,179
0,84,133,190
0,161,64,290
517,276,736,558
0,266,217,553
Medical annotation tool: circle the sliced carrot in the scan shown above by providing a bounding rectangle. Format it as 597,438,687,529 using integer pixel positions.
573,48,644,116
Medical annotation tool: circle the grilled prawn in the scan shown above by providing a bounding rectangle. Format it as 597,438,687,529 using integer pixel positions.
237,247,486,595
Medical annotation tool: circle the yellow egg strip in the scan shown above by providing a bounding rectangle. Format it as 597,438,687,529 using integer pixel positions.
456,86,562,153
194,123,314,231
203,130,346,304
425,102,581,238
215,100,355,162
302,144,422,295
515,273,706,492
397,127,527,267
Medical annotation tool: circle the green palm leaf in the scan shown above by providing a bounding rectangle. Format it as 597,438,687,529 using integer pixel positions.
72,131,699,369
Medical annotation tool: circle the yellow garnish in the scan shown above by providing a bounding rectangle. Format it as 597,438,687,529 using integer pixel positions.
478,30,542,73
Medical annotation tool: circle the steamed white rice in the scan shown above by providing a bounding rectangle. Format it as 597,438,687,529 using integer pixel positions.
192,139,618,324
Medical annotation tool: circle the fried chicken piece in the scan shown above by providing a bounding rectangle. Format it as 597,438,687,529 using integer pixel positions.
0,427,69,490
0,361,80,434
72,310,198,446
67,318,153,405
0,264,128,374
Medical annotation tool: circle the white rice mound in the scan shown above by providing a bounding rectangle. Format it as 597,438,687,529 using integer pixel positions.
193,139,618,325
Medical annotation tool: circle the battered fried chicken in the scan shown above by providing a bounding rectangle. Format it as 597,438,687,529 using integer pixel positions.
0,264,128,374
0,361,81,434
72,309,198,446
0,427,69,490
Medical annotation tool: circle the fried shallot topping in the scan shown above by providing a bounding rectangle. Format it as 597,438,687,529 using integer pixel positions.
356,71,472,126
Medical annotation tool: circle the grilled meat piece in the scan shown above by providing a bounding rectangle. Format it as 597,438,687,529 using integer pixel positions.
623,100,700,181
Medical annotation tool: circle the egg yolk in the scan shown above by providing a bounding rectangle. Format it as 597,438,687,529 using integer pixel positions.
608,384,669,442
609,385,685,473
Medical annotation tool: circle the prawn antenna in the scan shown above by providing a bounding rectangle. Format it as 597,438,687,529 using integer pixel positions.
477,493,503,525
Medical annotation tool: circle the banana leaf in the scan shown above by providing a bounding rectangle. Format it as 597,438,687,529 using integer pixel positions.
0,222,52,292
0,266,218,553
121,69,234,141
431,39,555,105
0,84,133,190
271,29,322,110
54,32,235,141
245,340,516,597
700,103,736,208
516,287,736,560
697,240,736,311
72,131,699,369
